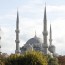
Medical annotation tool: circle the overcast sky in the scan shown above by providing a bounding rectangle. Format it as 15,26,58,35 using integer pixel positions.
0,0,65,55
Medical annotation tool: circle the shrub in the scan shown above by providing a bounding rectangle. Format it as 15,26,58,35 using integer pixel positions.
48,56,59,65
5,51,48,65
20,51,48,65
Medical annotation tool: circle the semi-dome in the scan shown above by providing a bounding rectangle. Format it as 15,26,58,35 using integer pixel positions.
26,36,42,45
48,45,55,53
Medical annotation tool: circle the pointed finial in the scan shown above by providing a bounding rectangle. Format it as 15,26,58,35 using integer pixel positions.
34,30,37,38
45,2,46,9
50,23,51,29
49,22,52,45
16,8,19,30
17,8,19,17
44,2,47,22
50,21,51,32
35,31,36,37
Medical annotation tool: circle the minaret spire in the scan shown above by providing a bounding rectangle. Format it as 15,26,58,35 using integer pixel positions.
16,10,19,30
44,3,47,31
34,31,36,37
49,24,52,45
15,10,20,53
43,4,48,54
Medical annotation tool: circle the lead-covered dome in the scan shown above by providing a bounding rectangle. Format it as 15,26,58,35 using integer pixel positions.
26,36,42,45
48,45,55,53
20,35,43,53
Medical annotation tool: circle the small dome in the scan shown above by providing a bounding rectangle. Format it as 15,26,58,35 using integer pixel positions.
53,53,58,57
26,36,42,45
27,44,33,51
42,43,48,48
48,45,55,53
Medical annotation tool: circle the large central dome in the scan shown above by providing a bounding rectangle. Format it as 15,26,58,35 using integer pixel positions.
20,35,43,53
26,36,42,45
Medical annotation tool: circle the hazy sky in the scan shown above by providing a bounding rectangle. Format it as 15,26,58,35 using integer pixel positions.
0,0,65,55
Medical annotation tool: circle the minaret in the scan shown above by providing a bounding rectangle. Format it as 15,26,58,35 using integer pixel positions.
48,24,55,56
49,24,52,45
43,4,48,54
15,11,20,53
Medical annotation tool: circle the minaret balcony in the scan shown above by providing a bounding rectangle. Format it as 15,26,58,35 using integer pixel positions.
15,40,19,43
43,43,48,48
43,31,48,35
15,30,19,33
49,39,52,41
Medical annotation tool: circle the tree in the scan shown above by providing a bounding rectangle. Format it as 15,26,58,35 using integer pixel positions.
21,51,48,65
5,51,48,65
48,57,59,65
58,56,65,65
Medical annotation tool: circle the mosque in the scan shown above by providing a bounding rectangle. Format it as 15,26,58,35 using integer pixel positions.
15,5,56,56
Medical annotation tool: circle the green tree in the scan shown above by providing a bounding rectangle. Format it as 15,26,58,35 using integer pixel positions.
21,51,48,65
48,57,59,65
5,51,48,65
